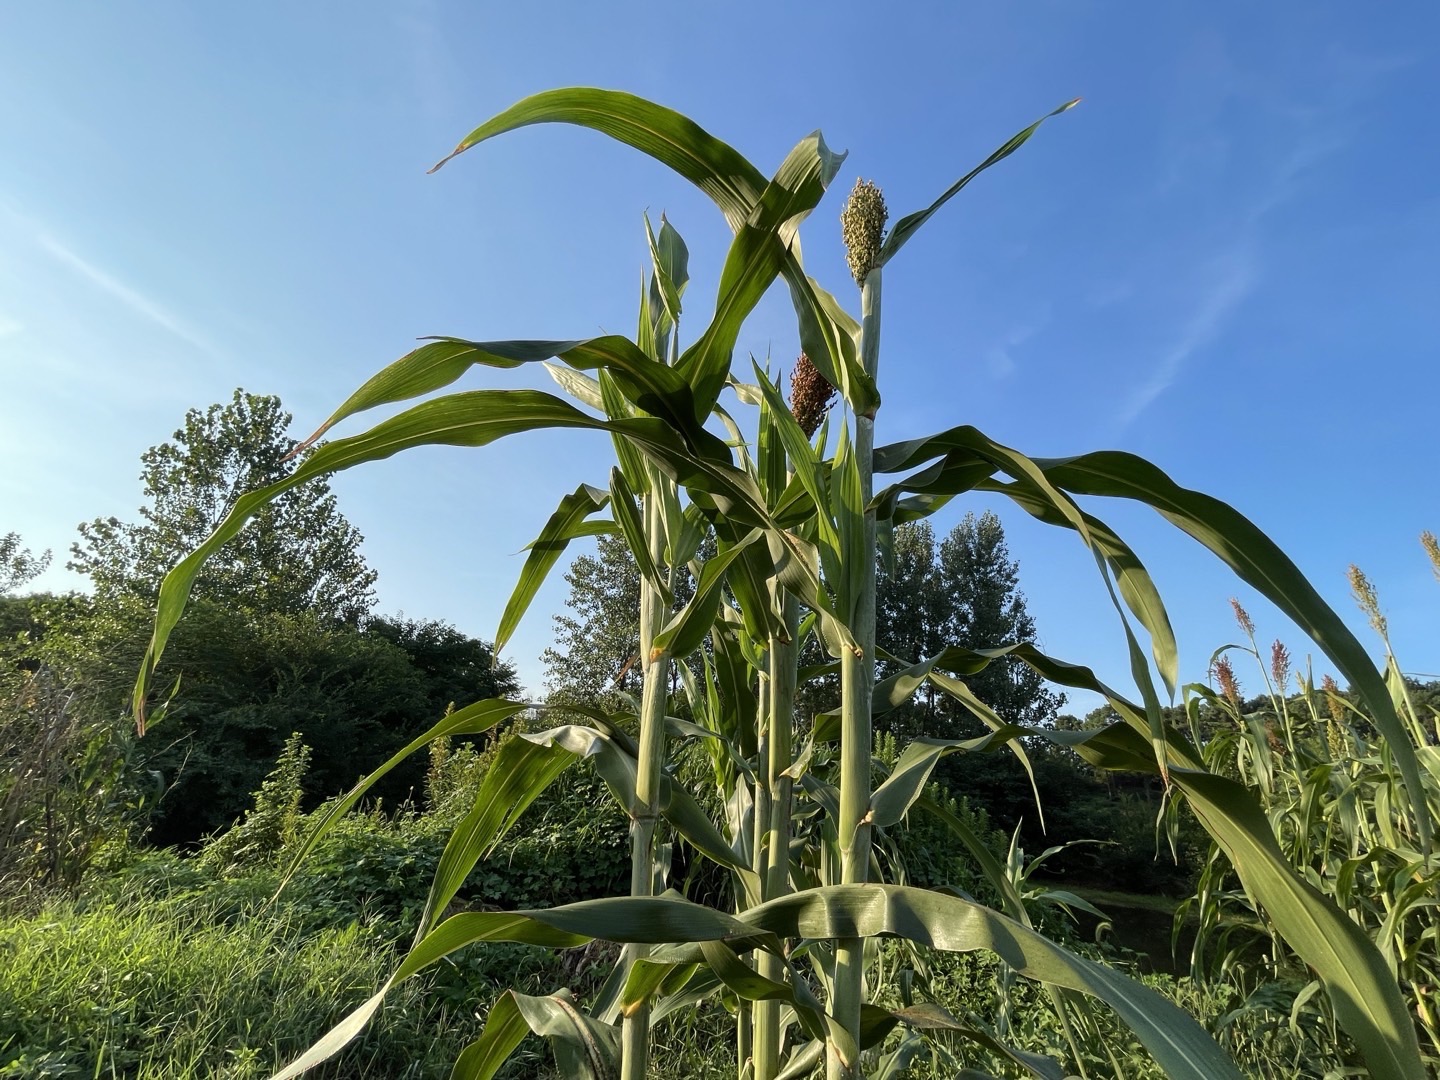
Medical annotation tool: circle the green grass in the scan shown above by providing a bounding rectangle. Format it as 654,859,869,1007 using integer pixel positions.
0,884,511,1079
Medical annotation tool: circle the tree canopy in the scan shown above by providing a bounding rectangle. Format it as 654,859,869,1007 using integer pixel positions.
0,533,51,596
69,390,376,624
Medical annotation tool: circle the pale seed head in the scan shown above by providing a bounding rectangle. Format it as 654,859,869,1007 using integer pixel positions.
1321,674,1346,724
1327,719,1347,760
1422,531,1440,584
789,353,837,438
1347,563,1387,637
841,178,887,286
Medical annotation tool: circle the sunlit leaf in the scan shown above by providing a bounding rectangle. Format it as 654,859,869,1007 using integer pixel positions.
495,482,610,657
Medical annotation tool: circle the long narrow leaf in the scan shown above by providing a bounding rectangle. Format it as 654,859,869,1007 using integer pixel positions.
1040,448,1431,849
879,99,1079,266
495,482,610,657
431,87,766,229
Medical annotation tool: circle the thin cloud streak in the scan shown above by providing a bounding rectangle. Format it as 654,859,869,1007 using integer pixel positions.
1115,246,1258,430
34,233,219,357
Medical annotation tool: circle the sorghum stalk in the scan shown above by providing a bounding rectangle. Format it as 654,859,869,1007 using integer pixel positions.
746,667,771,1074
754,592,801,1080
621,480,673,1080
830,178,886,1080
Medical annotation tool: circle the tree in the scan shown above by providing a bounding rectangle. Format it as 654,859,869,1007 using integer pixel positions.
366,615,520,715
103,606,519,847
69,390,376,624
0,533,51,595
938,510,1064,729
542,533,643,707
875,513,1063,740
540,530,708,709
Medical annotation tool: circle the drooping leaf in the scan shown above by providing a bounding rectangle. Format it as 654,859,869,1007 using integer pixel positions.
978,475,1179,696
431,87,768,229
741,885,1239,1080
877,424,1181,771
511,989,621,1080
650,530,759,660
1040,448,1431,849
495,482,610,657
274,698,529,896
432,87,876,414
296,335,711,455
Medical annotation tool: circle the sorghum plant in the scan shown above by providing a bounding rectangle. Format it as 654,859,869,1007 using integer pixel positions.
132,89,1429,1080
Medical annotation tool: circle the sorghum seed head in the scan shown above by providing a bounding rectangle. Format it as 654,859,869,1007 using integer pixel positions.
1270,640,1291,692
841,178,887,286
1347,564,1388,637
1230,598,1255,637
1212,655,1242,709
1327,717,1348,761
1322,674,1345,724
788,353,837,438
1422,531,1440,583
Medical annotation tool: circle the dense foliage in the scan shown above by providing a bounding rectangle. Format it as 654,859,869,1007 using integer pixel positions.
70,390,377,624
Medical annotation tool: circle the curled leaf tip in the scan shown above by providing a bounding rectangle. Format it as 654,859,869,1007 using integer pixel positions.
427,144,467,174
284,423,331,462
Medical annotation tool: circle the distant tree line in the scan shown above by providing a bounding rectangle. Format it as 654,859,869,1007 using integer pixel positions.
2,390,516,888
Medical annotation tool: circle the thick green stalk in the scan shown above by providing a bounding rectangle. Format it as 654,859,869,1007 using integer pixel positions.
621,487,672,1080
829,268,881,1080
746,670,771,1076
754,592,801,1080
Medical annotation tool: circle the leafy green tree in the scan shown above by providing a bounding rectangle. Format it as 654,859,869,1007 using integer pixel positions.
875,514,1063,740
0,533,51,596
136,606,427,846
938,510,1064,729
542,533,642,707
69,390,376,624
365,617,518,715
540,530,708,709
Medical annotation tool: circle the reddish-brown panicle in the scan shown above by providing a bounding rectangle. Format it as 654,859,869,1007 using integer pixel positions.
788,353,837,438
1270,640,1291,692
1212,655,1242,709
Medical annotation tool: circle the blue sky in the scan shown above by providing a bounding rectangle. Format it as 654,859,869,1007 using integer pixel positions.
2,3,1437,710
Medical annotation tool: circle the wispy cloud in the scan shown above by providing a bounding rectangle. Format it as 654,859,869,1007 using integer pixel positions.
34,233,218,356
1115,245,1258,430
986,309,1050,379
0,314,21,338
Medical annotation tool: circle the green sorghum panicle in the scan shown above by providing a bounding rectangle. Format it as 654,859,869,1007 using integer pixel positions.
841,178,887,286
